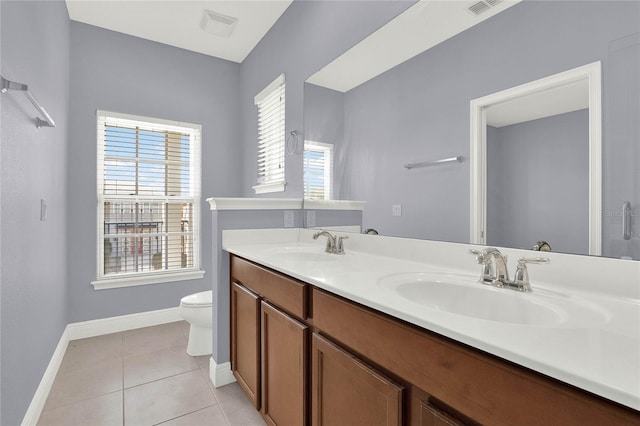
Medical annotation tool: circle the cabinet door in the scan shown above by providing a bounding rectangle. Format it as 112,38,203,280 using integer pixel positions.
311,333,403,426
420,401,465,426
231,282,261,409
261,301,308,426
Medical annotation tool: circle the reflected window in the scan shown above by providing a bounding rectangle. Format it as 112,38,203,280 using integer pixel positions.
304,140,333,200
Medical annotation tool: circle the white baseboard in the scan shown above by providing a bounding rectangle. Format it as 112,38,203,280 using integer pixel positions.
66,307,181,340
22,307,182,426
209,358,236,388
21,326,70,426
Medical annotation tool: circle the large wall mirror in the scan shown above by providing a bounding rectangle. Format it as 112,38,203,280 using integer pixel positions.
302,0,640,260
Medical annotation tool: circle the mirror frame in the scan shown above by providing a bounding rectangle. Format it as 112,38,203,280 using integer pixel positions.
469,61,602,255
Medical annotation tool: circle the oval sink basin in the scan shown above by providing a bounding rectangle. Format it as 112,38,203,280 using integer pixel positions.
378,272,608,327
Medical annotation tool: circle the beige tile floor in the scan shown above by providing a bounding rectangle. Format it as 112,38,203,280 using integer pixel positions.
37,321,266,426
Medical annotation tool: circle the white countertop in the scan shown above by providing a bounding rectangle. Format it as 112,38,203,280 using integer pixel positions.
222,228,640,411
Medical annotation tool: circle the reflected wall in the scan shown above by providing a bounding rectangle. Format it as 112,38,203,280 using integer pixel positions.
304,1,640,259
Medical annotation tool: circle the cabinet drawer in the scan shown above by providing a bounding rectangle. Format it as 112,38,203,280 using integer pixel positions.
312,288,640,426
231,255,307,320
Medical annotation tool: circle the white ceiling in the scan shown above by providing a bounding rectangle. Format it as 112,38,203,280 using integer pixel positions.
65,0,293,63
306,0,522,92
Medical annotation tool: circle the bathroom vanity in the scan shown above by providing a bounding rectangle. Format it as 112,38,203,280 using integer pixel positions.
224,229,640,426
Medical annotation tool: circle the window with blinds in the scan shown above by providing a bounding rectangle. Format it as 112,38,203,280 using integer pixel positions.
253,74,286,194
96,111,201,282
304,140,333,200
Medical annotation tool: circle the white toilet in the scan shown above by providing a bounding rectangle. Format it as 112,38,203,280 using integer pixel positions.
179,290,213,356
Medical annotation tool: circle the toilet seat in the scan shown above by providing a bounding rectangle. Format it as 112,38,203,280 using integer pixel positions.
180,290,212,307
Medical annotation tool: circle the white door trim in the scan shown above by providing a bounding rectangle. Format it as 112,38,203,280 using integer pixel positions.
469,61,602,255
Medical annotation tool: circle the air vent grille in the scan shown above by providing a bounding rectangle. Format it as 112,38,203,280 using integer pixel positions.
200,10,238,38
468,0,504,16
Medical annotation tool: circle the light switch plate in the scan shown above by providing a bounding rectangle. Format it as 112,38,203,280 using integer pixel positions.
40,198,48,221
306,210,316,227
392,204,402,217
284,210,295,228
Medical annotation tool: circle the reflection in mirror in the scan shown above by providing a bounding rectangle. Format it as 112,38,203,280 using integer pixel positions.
470,62,601,256
487,110,590,254
303,0,640,260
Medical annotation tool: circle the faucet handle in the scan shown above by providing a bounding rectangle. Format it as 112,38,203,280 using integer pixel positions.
468,249,487,267
468,248,482,259
517,257,550,265
513,257,549,291
336,235,349,254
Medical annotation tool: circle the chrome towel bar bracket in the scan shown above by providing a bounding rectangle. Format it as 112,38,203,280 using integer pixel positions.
1,76,56,128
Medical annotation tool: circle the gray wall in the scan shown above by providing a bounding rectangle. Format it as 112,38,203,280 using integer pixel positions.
211,209,304,365
67,22,242,322
606,32,640,259
304,83,345,148
486,110,589,254
336,0,640,256
1,1,70,424
240,1,414,198
304,83,345,200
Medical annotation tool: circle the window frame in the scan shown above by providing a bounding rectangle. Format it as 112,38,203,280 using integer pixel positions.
92,110,204,289
253,74,286,194
303,140,334,200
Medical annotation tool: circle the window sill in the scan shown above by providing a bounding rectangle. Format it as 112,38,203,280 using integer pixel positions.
91,270,206,290
253,181,286,194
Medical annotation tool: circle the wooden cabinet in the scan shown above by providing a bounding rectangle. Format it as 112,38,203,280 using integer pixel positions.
230,255,307,320
261,301,308,426
230,282,260,408
419,402,465,426
311,333,403,426
230,255,640,426
311,287,640,426
230,256,309,425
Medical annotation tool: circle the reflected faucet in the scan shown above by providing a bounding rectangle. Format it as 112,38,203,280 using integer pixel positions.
469,247,549,292
533,241,552,251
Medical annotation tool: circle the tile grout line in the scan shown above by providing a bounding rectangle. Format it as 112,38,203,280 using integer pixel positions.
151,402,221,426
123,364,203,391
40,323,235,426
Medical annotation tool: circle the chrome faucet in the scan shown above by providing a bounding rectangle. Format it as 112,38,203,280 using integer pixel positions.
313,231,348,254
469,247,549,292
469,247,509,285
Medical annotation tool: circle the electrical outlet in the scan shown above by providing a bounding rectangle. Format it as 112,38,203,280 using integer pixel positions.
306,210,316,227
40,198,48,221
392,204,402,217
284,210,295,228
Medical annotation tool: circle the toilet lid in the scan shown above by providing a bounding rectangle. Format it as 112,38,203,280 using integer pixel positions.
181,290,213,307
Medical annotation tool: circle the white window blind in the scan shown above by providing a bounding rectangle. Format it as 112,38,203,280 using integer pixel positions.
304,140,333,200
96,110,201,282
253,74,286,194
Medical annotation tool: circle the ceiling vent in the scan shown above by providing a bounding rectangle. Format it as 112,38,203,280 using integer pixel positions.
200,10,238,38
468,0,502,16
